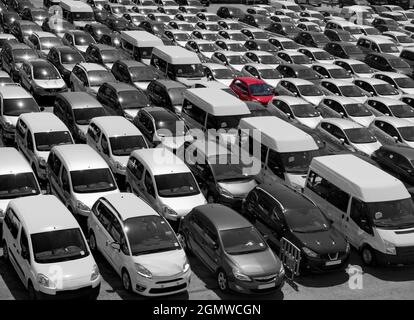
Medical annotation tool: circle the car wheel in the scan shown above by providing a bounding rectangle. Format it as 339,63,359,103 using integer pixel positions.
27,282,37,300
122,269,132,292
89,232,97,252
217,269,229,293
2,241,9,262
361,245,376,266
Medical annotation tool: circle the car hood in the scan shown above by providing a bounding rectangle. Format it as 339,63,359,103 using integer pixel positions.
263,78,282,88
379,93,402,100
3,115,18,127
75,45,89,53
76,124,89,135
160,193,207,217
301,95,324,106
217,179,257,198
229,64,244,72
353,141,382,156
297,116,323,129
216,79,233,87
292,228,347,254
0,199,10,212
347,96,368,104
350,115,375,127
133,81,151,90
229,249,280,276
34,79,66,89
251,95,273,105
132,249,186,277
74,190,119,209
176,76,208,87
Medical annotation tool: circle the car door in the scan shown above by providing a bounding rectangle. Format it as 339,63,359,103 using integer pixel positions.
99,134,111,164
126,156,145,195
92,201,117,262
24,129,36,167
107,215,129,274
143,169,158,210
14,226,31,286
3,208,24,283
20,63,31,90
47,152,62,198
199,218,220,272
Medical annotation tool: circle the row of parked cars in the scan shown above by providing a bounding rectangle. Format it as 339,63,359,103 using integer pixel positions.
1,0,414,300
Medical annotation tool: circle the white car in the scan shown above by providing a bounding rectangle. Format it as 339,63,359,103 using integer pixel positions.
241,63,283,88
354,78,403,100
202,63,238,86
88,193,191,296
334,59,376,78
298,48,335,64
275,78,325,105
382,31,414,48
312,63,354,82
365,97,414,124
369,116,414,148
277,50,313,68
244,51,281,69
320,79,369,104
211,50,250,72
69,63,116,95
214,39,248,52
373,71,414,95
185,40,219,59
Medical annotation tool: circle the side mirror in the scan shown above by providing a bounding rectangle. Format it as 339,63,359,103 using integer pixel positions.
111,242,121,251
393,136,399,142
339,138,346,145
286,112,292,119
339,111,345,117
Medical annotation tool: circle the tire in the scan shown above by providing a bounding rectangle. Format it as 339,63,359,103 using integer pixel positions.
361,245,376,266
122,269,132,292
27,282,37,300
89,232,97,252
2,241,9,262
217,269,229,293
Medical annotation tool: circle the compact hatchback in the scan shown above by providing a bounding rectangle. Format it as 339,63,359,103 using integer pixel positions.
178,203,285,294
88,193,191,296
230,77,274,105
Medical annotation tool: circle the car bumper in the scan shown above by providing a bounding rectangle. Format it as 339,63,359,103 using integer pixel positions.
375,249,414,266
229,275,285,294
36,283,101,300
301,253,350,273
132,271,191,297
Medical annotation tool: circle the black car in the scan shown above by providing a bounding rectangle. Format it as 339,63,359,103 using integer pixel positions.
111,60,163,90
324,41,365,60
146,79,187,113
105,15,130,32
85,43,131,68
323,29,357,43
372,145,414,186
47,46,86,84
364,52,413,76
243,39,278,53
93,8,110,24
294,31,330,48
242,183,350,273
10,20,42,42
1,42,38,81
97,82,151,120
137,20,167,37
276,64,322,83
20,7,48,26
265,22,300,40
0,11,20,33
372,17,400,32
216,6,244,20
239,14,271,29
84,23,112,42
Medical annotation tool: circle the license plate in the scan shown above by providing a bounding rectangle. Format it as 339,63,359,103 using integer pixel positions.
258,283,275,290
326,260,341,266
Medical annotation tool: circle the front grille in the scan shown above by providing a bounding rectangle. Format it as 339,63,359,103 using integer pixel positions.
156,278,183,285
254,274,277,283
321,251,346,260
149,283,187,294
396,246,414,257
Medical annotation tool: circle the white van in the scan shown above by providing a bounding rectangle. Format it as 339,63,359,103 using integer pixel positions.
86,116,148,177
125,148,206,223
305,154,414,266
46,144,119,220
238,116,319,189
60,0,95,29
2,195,101,299
150,46,207,87
88,193,191,296
0,148,41,227
15,112,74,182
181,88,251,145
120,31,164,65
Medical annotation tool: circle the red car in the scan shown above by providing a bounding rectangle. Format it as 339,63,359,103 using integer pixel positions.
230,77,274,105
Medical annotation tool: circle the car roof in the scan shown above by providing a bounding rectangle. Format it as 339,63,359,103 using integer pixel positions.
322,79,355,86
10,195,80,235
32,31,56,38
58,92,103,109
313,63,343,70
19,113,69,133
334,58,365,65
235,76,266,85
144,106,180,120
321,118,363,129
91,116,143,137
104,81,136,92
53,144,109,171
247,50,273,56
190,139,231,157
131,148,190,175
0,85,32,99
101,193,158,220
373,71,407,78
367,52,400,59
195,204,251,231
77,62,108,72
0,147,32,175
202,63,230,69
259,182,315,210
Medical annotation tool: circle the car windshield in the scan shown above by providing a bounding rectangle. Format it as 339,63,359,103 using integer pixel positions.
344,103,372,117
220,227,267,255
35,131,72,151
343,45,363,54
291,104,320,118
134,47,154,59
173,64,204,78
93,25,111,36
110,135,147,156
31,229,89,264
286,207,330,233
71,168,116,193
74,34,95,45
227,55,249,65
395,76,414,89
291,54,311,64
259,69,282,79
397,35,414,44
72,12,94,21
156,118,187,136
165,87,185,106
212,68,235,79
13,49,38,62
183,16,197,23
280,40,299,49
389,58,410,69
73,107,106,125
201,33,219,41
60,51,85,64
344,128,377,144
365,27,380,35
155,172,199,197
0,172,40,199
352,63,373,74
330,68,352,79
373,83,400,95
3,98,39,116
338,32,357,42
343,26,362,35
40,37,62,50
296,69,321,80
228,33,247,41
252,31,270,39
125,216,180,256
313,51,334,60
258,55,279,64
33,65,61,80
198,43,217,52
209,155,255,181
379,43,400,53
278,150,318,174
389,104,414,118
174,33,191,41
118,90,150,108
100,49,129,63
249,83,273,96
340,85,366,97
365,198,414,229
88,70,116,86
298,84,323,96
399,126,414,141
227,43,247,51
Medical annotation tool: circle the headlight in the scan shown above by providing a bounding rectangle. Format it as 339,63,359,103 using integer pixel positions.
217,185,234,198
384,240,396,255
76,201,90,211
183,260,190,273
135,263,152,278
91,264,100,281
232,268,252,282
37,273,55,288
302,247,319,258
163,206,178,216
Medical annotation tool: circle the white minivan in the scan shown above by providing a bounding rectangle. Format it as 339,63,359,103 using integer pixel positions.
125,148,206,222
2,195,101,299
60,0,95,29
88,193,191,296
120,30,164,65
305,154,414,266
238,116,319,189
15,112,74,182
